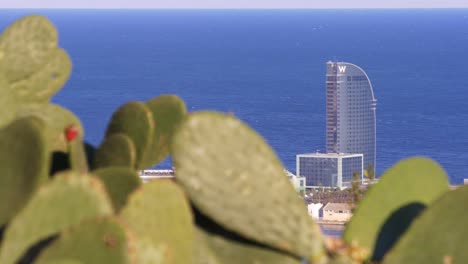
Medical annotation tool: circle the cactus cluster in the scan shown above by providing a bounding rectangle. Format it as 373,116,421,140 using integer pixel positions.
0,14,467,264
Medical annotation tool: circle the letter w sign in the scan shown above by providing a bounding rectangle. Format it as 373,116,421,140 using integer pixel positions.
338,65,347,73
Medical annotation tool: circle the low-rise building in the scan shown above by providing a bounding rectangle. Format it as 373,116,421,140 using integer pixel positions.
307,203,323,219
138,169,174,182
322,203,352,222
296,152,363,189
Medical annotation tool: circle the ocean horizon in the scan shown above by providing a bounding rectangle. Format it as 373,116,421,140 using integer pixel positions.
1,9,467,184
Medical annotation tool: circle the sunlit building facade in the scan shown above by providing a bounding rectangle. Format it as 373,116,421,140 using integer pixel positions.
325,62,377,174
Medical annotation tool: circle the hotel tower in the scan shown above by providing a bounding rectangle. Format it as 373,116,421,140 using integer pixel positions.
325,61,377,175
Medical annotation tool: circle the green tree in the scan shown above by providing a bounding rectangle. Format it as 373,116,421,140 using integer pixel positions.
352,171,362,206
364,163,375,182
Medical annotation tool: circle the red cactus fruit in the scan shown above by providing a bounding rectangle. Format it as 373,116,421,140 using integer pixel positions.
65,125,79,142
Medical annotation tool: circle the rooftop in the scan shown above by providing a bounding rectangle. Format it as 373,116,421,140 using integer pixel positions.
323,203,352,212
297,152,363,158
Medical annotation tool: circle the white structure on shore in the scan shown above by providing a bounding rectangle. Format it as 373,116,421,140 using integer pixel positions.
296,152,363,189
307,203,323,220
138,169,174,182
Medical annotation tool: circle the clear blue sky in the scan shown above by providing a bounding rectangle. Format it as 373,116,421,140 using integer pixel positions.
1,0,468,9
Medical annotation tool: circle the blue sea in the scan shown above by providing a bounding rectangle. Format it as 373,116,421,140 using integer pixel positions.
1,9,468,184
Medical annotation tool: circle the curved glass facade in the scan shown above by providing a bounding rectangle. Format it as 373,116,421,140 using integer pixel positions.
325,62,377,174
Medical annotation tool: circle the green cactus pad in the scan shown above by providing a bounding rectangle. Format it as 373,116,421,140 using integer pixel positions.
193,230,220,264
383,185,468,264
9,48,72,103
35,217,135,264
0,15,75,152
105,101,154,169
343,157,449,260
0,77,15,122
172,112,324,258
0,172,113,264
195,228,302,264
94,133,136,169
141,94,186,168
0,117,49,227
68,139,89,174
0,15,58,82
38,260,83,264
15,104,83,152
132,238,171,264
93,167,142,211
120,180,193,264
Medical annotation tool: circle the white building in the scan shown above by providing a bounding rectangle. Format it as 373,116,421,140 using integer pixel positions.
307,203,323,219
296,152,363,189
138,169,174,183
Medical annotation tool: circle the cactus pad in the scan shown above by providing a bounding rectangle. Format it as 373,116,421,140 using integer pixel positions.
383,185,468,263
35,217,135,264
0,15,58,82
141,94,186,168
94,133,136,169
0,172,113,264
93,167,142,211
0,15,77,152
195,228,302,264
343,157,449,260
9,48,72,103
105,101,154,169
120,180,193,264
0,117,49,227
15,104,83,152
193,230,220,264
172,112,324,258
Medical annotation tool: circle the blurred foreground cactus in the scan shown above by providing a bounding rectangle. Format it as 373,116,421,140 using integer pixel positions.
0,14,466,264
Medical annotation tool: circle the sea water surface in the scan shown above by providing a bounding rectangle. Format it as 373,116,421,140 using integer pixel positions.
1,9,468,183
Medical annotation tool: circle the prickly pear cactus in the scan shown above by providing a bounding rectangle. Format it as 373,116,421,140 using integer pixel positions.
35,217,135,264
383,185,468,263
192,230,220,264
0,15,59,82
104,101,154,169
0,117,49,227
120,180,193,264
0,15,82,152
343,157,449,261
172,111,325,259
141,94,186,168
66,131,89,174
195,228,303,264
94,133,137,169
16,104,83,152
0,172,113,264
132,238,171,264
93,167,142,211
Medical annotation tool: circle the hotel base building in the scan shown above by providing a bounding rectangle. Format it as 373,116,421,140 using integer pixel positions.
296,153,363,189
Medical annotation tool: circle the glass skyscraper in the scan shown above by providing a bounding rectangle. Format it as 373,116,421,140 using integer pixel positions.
325,62,377,174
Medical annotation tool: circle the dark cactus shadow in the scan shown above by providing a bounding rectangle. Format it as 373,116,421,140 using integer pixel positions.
372,202,426,261
191,204,300,260
0,224,5,241
49,151,70,176
49,142,96,177
17,236,57,264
